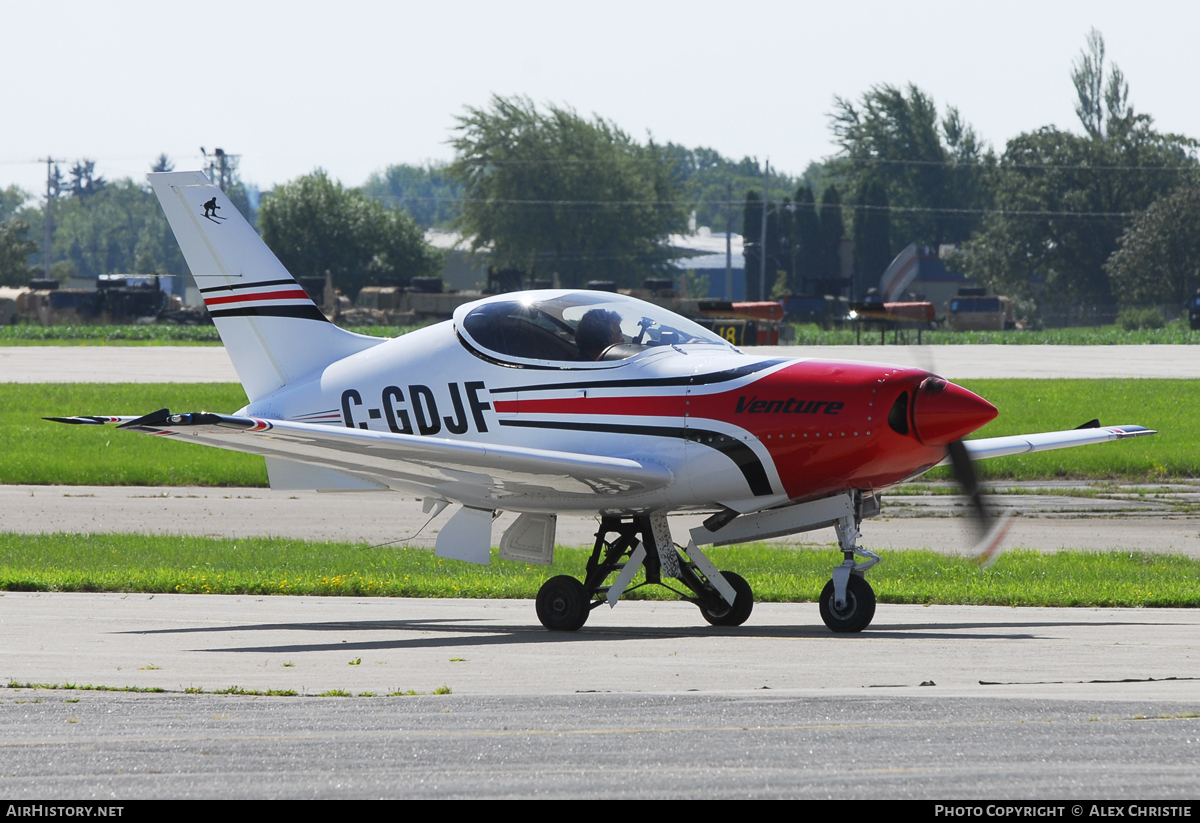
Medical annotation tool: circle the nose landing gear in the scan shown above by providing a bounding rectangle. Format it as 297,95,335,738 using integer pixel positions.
821,510,881,633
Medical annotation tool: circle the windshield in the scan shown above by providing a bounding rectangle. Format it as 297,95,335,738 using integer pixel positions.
458,291,734,365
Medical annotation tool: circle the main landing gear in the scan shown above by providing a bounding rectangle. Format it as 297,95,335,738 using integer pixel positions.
534,515,752,631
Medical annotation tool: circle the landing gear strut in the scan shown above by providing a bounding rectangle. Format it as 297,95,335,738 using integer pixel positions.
534,515,753,631
820,504,880,633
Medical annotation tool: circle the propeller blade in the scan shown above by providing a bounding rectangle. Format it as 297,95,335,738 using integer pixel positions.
946,437,1014,567
946,438,988,541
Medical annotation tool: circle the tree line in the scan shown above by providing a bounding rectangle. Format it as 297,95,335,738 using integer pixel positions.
2,29,1196,318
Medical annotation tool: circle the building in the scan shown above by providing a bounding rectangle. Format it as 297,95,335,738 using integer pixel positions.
668,227,746,300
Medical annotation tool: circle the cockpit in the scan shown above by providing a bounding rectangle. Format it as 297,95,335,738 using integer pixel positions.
455,290,736,367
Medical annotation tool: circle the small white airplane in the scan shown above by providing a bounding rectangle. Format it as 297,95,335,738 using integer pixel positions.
50,172,1156,632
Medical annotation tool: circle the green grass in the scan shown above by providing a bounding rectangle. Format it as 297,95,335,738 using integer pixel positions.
790,321,1200,345
0,325,224,344
5,378,1194,486
1,383,266,486
0,325,417,345
1,533,1195,608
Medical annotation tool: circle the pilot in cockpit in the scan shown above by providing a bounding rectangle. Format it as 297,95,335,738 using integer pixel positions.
575,308,625,361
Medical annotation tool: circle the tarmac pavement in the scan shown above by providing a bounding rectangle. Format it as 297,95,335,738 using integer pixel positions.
4,343,1200,382
4,483,1199,556
2,593,1198,798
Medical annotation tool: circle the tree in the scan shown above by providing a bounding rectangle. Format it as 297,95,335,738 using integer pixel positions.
1,185,29,224
831,84,991,252
448,96,686,288
742,191,762,300
1106,177,1200,307
852,178,891,298
362,163,462,229
792,185,823,293
956,31,1197,309
663,144,801,235
258,171,443,298
1072,28,1132,141
40,178,186,280
818,185,845,282
0,220,38,287
68,160,106,201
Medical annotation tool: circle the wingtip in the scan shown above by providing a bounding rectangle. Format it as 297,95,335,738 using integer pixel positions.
44,415,109,426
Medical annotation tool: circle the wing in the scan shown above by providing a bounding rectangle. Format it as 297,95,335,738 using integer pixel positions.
46,409,674,508
939,424,1156,465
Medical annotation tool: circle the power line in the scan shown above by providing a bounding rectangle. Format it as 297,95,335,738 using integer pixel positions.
835,156,1199,172
366,193,1143,219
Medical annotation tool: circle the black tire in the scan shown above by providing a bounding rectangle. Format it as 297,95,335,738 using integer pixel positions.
819,575,876,633
535,575,589,631
699,571,754,627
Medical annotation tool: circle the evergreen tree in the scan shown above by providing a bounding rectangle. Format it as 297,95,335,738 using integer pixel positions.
853,179,891,299
743,191,763,300
792,186,822,293
818,186,845,283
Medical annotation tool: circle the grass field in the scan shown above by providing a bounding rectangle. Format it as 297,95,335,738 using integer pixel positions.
1,532,1194,608
3,378,1194,486
791,322,1200,346
0,383,264,486
0,325,416,345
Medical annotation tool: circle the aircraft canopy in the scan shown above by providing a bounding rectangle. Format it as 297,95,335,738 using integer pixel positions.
456,290,734,366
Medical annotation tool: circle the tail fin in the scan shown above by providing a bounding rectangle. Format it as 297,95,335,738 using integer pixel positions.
149,171,381,402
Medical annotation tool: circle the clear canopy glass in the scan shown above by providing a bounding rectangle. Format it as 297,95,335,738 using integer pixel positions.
457,290,734,365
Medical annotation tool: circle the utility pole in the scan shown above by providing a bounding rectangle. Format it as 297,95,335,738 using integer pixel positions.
39,157,61,280
199,147,240,192
759,159,769,302
725,182,733,301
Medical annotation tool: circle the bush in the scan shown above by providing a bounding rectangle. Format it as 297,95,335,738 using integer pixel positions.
1117,307,1165,331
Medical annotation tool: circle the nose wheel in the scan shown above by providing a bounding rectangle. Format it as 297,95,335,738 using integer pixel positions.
819,575,876,633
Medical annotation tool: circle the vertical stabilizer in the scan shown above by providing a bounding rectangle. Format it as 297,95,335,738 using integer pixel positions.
149,171,381,402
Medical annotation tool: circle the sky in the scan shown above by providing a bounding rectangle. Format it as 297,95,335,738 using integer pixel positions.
3,1,1198,201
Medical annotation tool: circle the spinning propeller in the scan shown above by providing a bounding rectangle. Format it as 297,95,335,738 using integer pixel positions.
910,366,1013,567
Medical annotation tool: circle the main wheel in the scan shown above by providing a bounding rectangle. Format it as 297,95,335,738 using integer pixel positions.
819,575,876,633
536,575,589,631
698,571,754,627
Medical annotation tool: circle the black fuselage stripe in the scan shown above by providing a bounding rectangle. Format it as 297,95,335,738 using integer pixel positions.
490,360,785,395
208,305,330,322
499,419,773,496
199,278,299,294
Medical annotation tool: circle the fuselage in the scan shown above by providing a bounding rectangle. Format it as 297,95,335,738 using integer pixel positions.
241,291,996,515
